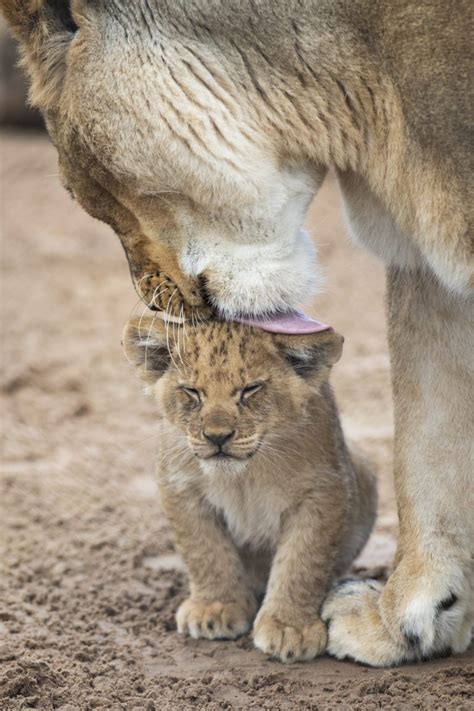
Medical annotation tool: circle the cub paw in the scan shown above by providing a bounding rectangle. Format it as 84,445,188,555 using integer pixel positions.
176,598,253,640
252,610,327,663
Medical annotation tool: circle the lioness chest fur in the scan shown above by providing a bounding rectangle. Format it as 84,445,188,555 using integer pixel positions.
123,317,377,663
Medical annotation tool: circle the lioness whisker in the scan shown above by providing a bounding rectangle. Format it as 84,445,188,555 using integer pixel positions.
164,289,185,377
144,308,162,373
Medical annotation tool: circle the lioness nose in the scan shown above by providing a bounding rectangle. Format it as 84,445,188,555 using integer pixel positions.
203,430,236,447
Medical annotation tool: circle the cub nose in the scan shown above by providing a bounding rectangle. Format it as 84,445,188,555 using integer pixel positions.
203,429,236,447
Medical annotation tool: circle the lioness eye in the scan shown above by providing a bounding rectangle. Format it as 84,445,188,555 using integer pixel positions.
180,387,201,404
240,383,263,403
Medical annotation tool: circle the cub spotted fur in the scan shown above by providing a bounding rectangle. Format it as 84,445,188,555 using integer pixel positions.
123,317,377,663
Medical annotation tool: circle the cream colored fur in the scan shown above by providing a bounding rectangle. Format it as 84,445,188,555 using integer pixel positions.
123,317,377,663
2,0,473,666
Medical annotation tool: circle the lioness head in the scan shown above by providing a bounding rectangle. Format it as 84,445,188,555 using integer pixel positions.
3,1,327,317
123,318,342,472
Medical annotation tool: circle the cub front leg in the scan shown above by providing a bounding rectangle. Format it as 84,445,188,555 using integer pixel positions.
161,487,257,640
253,499,343,663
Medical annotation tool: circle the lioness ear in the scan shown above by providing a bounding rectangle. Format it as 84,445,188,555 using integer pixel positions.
122,317,171,384
2,1,78,111
273,330,344,378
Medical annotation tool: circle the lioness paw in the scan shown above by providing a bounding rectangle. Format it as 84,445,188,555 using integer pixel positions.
322,579,409,667
322,577,472,667
252,611,327,663
176,599,253,640
378,563,473,660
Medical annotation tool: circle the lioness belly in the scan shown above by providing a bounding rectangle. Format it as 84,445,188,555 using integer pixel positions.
336,169,423,269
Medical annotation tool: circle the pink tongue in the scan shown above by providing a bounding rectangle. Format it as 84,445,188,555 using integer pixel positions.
234,310,332,335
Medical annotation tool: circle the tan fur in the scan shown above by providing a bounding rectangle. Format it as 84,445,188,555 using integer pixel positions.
123,317,377,663
2,0,473,665
2,1,472,309
323,269,474,665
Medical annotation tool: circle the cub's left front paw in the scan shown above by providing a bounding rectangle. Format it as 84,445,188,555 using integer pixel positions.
252,610,327,663
176,598,254,640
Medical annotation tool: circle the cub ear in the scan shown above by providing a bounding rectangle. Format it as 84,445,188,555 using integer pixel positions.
273,329,344,378
122,317,172,384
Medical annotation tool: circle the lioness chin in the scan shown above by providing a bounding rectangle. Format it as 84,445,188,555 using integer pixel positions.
123,317,377,663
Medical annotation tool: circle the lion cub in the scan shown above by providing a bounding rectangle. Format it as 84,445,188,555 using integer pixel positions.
123,317,377,663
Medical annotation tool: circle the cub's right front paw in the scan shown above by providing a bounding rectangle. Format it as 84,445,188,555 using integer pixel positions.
252,610,327,663
176,598,254,640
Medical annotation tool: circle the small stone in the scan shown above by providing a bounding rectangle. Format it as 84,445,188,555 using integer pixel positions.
0,643,16,661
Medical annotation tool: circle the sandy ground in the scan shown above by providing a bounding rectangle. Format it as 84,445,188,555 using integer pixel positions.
1,131,472,710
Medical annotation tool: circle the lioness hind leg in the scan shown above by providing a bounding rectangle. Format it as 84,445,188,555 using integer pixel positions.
323,268,474,666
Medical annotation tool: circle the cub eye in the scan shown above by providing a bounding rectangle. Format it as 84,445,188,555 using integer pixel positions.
179,386,201,405
240,383,263,404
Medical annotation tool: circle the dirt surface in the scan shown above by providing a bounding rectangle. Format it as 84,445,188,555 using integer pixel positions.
1,131,472,709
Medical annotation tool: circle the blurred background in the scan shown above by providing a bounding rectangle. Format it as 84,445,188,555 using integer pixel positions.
0,24,42,127
6,20,456,709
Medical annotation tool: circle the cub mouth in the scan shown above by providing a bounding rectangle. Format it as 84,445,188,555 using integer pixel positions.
195,442,263,462
206,446,261,461
200,449,258,461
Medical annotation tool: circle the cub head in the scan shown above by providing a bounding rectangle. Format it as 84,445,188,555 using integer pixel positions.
123,317,343,472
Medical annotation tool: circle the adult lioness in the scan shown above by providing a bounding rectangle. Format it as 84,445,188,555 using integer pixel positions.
2,1,472,666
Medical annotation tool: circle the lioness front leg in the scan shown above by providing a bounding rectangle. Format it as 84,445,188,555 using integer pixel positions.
253,500,345,663
161,487,257,640
323,268,474,666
